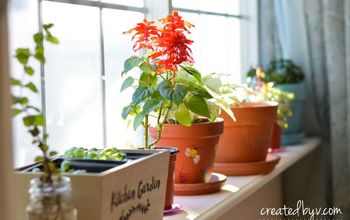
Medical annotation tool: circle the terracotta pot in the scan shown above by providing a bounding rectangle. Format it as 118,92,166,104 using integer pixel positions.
270,123,282,150
159,147,178,210
216,102,278,163
150,119,224,184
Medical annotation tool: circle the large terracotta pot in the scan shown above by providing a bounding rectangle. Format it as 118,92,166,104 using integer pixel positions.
216,102,278,163
270,123,282,150
150,119,224,184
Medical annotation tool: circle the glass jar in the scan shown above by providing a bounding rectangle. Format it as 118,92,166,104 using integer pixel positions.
26,176,77,220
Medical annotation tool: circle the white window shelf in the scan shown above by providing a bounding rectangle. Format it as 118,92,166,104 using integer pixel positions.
164,137,321,220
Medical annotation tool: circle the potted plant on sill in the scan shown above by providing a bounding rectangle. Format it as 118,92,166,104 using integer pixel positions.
247,59,306,145
246,66,294,151
15,26,170,220
121,11,237,196
11,24,77,220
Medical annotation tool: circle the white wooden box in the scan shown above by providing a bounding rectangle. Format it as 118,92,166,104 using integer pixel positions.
15,149,170,220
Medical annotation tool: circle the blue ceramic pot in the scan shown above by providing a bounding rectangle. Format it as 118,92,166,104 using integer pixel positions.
275,81,306,145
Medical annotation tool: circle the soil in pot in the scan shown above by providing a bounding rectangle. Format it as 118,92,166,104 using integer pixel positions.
216,102,278,163
150,119,224,184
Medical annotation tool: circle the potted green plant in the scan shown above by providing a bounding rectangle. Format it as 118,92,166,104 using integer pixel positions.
245,66,294,151
121,11,236,195
11,24,77,220
247,59,306,145
15,26,170,220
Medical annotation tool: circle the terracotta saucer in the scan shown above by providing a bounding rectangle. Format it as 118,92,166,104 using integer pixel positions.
174,173,227,196
213,154,280,176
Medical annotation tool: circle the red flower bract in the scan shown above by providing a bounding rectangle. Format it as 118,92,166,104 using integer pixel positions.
153,11,194,73
124,11,194,74
123,18,159,51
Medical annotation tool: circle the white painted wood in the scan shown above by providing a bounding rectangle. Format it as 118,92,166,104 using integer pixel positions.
164,137,321,220
0,1,18,219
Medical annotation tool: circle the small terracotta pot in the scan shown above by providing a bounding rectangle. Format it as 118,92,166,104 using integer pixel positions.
270,123,282,150
216,102,278,163
150,119,224,184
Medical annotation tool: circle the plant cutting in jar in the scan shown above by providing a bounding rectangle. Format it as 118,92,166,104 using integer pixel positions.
120,11,237,149
11,24,77,219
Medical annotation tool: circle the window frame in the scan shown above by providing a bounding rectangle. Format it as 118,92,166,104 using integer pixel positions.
11,0,258,151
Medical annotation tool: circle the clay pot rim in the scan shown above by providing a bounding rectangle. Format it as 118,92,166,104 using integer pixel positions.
232,101,278,109
162,117,224,128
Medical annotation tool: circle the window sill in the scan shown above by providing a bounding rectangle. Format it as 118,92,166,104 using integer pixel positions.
164,137,321,220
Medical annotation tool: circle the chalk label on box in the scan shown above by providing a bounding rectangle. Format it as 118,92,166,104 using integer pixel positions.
110,176,161,220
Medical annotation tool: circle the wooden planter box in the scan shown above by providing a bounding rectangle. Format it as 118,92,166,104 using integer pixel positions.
15,149,170,220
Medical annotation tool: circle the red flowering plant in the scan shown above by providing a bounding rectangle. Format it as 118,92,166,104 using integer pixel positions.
121,11,237,149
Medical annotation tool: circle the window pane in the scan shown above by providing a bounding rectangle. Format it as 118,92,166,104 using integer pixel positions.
8,0,42,167
181,12,241,82
102,9,144,147
172,0,240,15
102,0,144,7
42,2,104,152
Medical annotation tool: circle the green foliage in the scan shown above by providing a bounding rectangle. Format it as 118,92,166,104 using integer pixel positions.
247,59,304,84
11,24,60,183
63,147,126,161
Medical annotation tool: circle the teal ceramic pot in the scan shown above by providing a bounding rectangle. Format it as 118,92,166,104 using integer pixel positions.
275,81,306,145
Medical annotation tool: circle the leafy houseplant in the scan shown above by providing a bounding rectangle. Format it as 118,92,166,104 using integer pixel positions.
121,12,236,187
11,24,76,219
246,66,294,150
121,12,235,149
247,60,306,145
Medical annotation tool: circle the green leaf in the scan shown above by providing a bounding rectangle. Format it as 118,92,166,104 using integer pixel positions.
43,133,49,141
29,126,39,136
185,95,210,118
23,115,45,127
14,97,29,105
46,34,59,44
43,23,54,30
139,72,157,88
49,151,58,157
123,55,143,74
24,66,35,76
202,74,222,94
34,44,45,63
132,86,153,105
133,112,145,130
175,104,192,127
120,76,134,92
11,78,22,86
122,105,132,119
35,156,44,163
33,33,43,44
12,108,23,116
181,66,201,82
25,82,38,93
158,80,188,105
15,48,31,64
139,61,154,73
142,95,162,115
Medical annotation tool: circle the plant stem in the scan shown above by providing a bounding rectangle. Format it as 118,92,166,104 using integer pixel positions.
144,114,149,149
149,102,172,148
